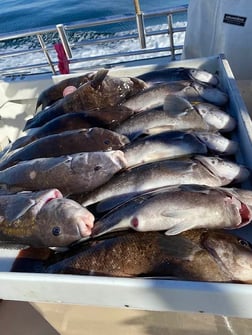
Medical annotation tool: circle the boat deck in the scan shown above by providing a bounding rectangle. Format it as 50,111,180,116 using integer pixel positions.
2,300,252,335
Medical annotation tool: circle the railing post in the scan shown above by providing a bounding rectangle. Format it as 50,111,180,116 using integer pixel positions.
37,34,56,74
133,0,146,49
167,13,175,60
56,24,73,59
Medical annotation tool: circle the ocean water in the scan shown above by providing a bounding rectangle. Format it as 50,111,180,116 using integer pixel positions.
0,0,189,73
0,0,188,33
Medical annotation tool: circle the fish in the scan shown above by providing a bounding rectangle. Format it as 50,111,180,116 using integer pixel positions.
10,112,109,151
193,102,236,132
0,128,129,171
36,72,95,110
79,156,249,212
0,189,94,247
91,184,252,238
0,150,127,195
121,130,237,168
11,229,252,283
200,229,252,283
114,95,214,141
192,83,229,106
195,131,238,154
122,80,228,113
25,70,146,130
136,67,219,86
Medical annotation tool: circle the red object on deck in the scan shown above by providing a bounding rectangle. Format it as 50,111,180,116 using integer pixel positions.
54,43,70,74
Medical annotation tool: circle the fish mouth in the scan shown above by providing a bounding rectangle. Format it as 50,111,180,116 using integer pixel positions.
194,155,250,183
76,211,94,238
238,202,252,227
226,195,252,228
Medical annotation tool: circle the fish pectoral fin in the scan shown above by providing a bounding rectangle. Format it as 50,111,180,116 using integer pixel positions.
145,125,174,135
164,220,199,235
160,208,199,235
157,233,201,259
163,95,194,116
6,198,36,223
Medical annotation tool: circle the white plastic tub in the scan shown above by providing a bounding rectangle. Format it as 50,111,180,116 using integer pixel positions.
1,54,252,318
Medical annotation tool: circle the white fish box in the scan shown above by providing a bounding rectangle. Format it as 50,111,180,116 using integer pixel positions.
1,54,252,318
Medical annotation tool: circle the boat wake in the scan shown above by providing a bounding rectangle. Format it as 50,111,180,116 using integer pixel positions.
0,21,187,74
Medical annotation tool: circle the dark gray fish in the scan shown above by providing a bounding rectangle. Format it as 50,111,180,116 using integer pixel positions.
79,156,249,212
0,189,94,247
0,128,129,171
137,67,219,86
0,150,127,195
10,112,109,151
91,184,252,238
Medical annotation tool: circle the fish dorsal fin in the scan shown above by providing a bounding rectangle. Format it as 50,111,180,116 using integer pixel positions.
90,69,109,89
96,192,140,214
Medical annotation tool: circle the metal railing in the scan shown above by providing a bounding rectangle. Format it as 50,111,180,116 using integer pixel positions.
0,4,188,77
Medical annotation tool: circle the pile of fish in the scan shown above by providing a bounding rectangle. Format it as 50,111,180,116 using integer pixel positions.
1,66,252,284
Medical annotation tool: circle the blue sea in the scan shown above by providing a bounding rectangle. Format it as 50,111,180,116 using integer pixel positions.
0,0,188,34
0,0,188,73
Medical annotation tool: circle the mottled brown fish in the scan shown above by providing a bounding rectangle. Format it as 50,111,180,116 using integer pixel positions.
36,72,94,110
0,128,129,171
0,189,94,247
10,229,252,283
25,69,146,130
0,150,127,195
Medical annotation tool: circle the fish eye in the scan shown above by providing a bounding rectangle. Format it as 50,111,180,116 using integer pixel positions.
52,226,61,236
238,239,251,248
104,139,111,145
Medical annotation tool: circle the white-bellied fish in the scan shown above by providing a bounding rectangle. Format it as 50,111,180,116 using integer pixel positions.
122,80,228,113
115,95,213,141
122,130,237,168
91,184,252,238
80,156,249,213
